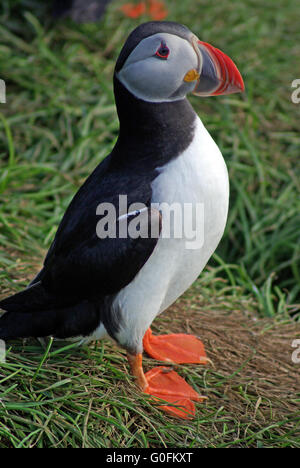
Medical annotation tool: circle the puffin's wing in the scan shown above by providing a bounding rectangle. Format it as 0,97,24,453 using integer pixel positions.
40,156,161,301
42,205,161,301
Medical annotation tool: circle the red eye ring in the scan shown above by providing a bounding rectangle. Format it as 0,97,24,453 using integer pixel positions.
155,42,170,60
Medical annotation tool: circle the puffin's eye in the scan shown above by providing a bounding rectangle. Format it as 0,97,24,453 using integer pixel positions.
155,42,170,60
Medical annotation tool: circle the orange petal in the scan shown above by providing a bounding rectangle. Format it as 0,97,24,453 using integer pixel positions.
148,0,168,20
121,2,146,18
143,328,207,364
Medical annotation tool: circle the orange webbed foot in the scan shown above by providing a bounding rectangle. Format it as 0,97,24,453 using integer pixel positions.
144,366,206,419
143,327,208,364
127,352,206,420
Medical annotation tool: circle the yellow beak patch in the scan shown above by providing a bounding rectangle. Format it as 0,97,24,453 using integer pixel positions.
184,68,200,83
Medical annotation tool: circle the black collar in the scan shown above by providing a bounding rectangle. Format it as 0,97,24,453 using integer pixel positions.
111,77,196,170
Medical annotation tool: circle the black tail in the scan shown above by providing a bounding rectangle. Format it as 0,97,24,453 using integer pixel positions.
0,300,102,341
0,282,62,339
0,310,58,340
0,282,58,314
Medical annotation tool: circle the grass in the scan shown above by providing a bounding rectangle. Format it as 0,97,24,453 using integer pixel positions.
0,0,299,448
0,271,299,448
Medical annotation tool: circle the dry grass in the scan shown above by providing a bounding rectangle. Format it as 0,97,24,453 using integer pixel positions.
1,268,299,447
1,259,299,447
155,301,299,444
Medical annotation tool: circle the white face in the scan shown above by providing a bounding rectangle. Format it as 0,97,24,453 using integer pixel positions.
117,32,199,103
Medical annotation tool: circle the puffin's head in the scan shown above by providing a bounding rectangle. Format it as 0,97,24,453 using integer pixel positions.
115,21,244,103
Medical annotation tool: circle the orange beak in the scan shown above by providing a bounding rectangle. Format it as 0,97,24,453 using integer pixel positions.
186,36,244,97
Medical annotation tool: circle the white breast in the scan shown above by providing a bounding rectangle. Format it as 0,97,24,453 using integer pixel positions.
113,116,229,352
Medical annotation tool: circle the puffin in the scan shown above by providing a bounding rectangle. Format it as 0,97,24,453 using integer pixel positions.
0,21,244,419
52,0,112,23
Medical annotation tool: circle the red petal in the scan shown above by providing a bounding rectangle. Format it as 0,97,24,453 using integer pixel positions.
148,0,168,20
121,2,146,18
